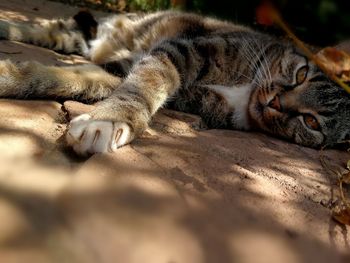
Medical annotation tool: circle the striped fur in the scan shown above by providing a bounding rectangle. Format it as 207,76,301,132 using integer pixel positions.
0,10,349,154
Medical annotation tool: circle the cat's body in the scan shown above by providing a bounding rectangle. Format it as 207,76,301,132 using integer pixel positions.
0,10,349,155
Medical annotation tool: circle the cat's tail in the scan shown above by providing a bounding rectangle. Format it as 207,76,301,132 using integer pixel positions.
0,10,98,55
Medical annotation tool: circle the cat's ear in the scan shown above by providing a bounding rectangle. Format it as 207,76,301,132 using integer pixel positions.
73,9,98,40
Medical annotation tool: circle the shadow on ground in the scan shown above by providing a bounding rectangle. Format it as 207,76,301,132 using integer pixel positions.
0,1,349,263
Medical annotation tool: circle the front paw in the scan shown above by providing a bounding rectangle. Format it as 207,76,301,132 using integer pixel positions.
66,114,134,156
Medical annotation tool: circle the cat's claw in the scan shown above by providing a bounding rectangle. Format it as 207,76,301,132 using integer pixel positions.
66,114,134,155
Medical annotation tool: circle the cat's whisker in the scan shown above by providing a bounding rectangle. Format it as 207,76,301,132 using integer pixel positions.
241,37,264,75
251,36,273,84
239,38,265,87
241,37,261,73
231,44,256,81
245,40,269,86
255,46,272,86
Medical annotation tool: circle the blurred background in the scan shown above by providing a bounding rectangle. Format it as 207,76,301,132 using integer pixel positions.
53,0,350,46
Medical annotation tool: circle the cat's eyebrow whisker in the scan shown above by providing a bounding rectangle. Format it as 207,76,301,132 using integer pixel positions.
231,38,261,84
261,49,273,84
225,38,256,83
254,42,272,85
257,50,270,85
240,41,264,86
243,37,269,84
265,55,273,84
251,36,273,84
241,37,263,72
241,37,261,73
238,35,257,69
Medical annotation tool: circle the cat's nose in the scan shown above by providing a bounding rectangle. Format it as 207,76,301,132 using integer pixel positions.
268,94,281,111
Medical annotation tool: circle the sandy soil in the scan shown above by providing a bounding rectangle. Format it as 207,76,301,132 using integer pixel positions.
0,1,349,262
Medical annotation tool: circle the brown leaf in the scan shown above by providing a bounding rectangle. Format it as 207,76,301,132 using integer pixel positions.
332,204,350,225
316,47,350,82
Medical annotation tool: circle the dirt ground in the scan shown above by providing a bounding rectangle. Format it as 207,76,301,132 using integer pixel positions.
0,1,349,262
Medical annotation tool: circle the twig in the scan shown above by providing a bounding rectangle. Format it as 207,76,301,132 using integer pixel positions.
319,147,342,179
319,148,349,203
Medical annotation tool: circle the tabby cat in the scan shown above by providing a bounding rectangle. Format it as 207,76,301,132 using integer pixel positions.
0,10,349,155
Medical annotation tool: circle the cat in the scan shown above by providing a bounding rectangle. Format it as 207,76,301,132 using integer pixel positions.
0,10,349,155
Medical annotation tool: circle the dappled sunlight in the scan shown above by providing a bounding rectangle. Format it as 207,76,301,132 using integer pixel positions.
0,133,41,159
68,152,182,200
0,126,349,262
0,100,63,119
228,230,301,263
0,11,29,22
0,161,71,198
0,0,83,22
0,41,81,66
55,55,90,65
0,0,349,262
0,197,32,245
58,189,206,263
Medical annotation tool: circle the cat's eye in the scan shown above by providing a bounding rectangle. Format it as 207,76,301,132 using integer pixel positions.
296,66,308,84
303,114,320,131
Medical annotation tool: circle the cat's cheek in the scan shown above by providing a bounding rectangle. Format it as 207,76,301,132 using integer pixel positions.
66,114,134,155
247,90,266,130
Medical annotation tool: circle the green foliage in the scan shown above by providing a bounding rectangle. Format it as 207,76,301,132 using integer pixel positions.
128,0,170,11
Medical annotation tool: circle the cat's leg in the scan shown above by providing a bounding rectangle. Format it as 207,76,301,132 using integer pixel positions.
66,37,214,155
66,51,181,155
169,85,233,129
0,11,97,55
0,59,121,101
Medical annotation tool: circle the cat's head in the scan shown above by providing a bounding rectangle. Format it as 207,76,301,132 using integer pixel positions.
248,42,350,148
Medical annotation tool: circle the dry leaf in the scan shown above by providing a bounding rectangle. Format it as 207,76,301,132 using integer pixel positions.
332,203,350,225
316,47,350,82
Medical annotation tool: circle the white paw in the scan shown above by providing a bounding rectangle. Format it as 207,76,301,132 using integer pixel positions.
66,114,134,155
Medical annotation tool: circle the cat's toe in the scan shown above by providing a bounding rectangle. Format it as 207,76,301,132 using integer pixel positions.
66,114,134,155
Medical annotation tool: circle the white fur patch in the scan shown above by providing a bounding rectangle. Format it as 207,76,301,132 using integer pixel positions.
66,114,134,155
205,84,252,130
